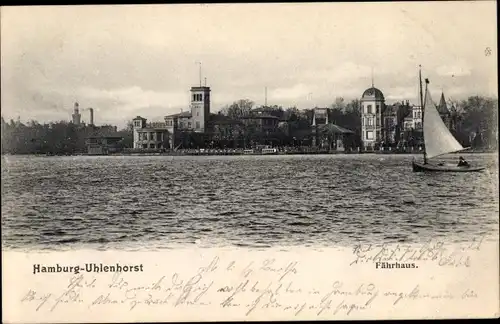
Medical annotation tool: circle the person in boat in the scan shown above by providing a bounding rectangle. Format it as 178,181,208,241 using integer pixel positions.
457,156,469,167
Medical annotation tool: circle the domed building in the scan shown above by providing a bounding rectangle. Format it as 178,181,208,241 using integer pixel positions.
360,86,385,150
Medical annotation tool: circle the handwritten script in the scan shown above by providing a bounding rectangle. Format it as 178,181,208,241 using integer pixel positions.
17,245,485,319
350,235,486,267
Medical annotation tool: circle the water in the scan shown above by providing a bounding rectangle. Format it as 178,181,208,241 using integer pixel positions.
1,154,498,251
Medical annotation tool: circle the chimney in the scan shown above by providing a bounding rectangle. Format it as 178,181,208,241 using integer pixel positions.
89,108,94,125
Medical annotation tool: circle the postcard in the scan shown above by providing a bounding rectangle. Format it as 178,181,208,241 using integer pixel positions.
1,2,498,322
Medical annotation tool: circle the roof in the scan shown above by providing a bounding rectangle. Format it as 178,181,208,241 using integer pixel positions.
190,86,211,91
136,127,170,132
383,104,397,115
318,123,355,134
242,114,279,119
86,136,123,140
209,114,243,125
165,111,192,118
133,116,147,121
437,92,450,115
211,119,243,125
361,87,385,101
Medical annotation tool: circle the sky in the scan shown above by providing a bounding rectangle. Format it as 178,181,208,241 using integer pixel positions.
1,2,497,129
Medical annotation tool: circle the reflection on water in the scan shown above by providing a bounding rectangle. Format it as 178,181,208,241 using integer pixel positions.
1,154,498,251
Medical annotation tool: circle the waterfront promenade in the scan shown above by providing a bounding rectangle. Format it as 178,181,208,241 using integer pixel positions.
105,146,494,156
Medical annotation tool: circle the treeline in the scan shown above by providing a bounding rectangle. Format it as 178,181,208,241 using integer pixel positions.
0,118,131,155
447,95,498,149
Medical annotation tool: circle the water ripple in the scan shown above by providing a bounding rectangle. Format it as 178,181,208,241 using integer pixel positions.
1,153,498,251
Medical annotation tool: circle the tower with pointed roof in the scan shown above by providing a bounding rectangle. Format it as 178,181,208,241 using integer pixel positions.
437,92,452,130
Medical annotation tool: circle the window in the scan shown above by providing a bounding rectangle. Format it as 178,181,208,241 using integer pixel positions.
143,144,147,149
367,105,373,114
197,111,199,116
376,105,380,114
134,120,141,127
417,112,421,119
188,122,192,128
193,93,203,102
150,143,155,149
196,121,200,129
366,131,374,140
368,118,373,126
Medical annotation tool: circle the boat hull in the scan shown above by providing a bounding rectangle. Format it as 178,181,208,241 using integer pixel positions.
412,161,485,172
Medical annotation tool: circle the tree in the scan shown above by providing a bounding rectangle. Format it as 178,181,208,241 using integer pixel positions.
345,99,361,115
330,97,346,112
221,99,254,119
454,96,498,148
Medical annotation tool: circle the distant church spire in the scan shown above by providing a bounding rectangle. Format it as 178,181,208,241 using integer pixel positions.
437,92,450,115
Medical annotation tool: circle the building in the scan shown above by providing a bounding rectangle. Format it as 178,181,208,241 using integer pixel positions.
403,115,414,131
72,102,81,125
311,107,329,126
132,116,170,149
309,107,355,150
382,104,398,144
360,85,413,149
240,114,280,133
389,101,412,142
360,86,385,149
86,136,123,155
162,111,191,149
412,105,423,130
163,86,212,148
208,114,245,148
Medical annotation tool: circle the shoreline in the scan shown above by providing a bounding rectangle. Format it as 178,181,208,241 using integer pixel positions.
2,150,497,157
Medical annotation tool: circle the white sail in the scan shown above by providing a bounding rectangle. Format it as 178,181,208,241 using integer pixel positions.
423,88,464,159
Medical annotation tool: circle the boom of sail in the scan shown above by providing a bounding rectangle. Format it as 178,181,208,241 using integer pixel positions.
423,87,464,159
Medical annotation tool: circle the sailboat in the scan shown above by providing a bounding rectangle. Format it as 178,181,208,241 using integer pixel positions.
412,67,485,172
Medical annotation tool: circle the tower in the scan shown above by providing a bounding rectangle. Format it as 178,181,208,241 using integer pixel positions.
89,108,94,126
72,102,81,125
132,116,147,148
190,86,211,132
437,92,451,130
360,86,385,150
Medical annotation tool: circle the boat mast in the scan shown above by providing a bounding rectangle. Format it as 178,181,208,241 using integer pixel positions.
419,65,427,164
